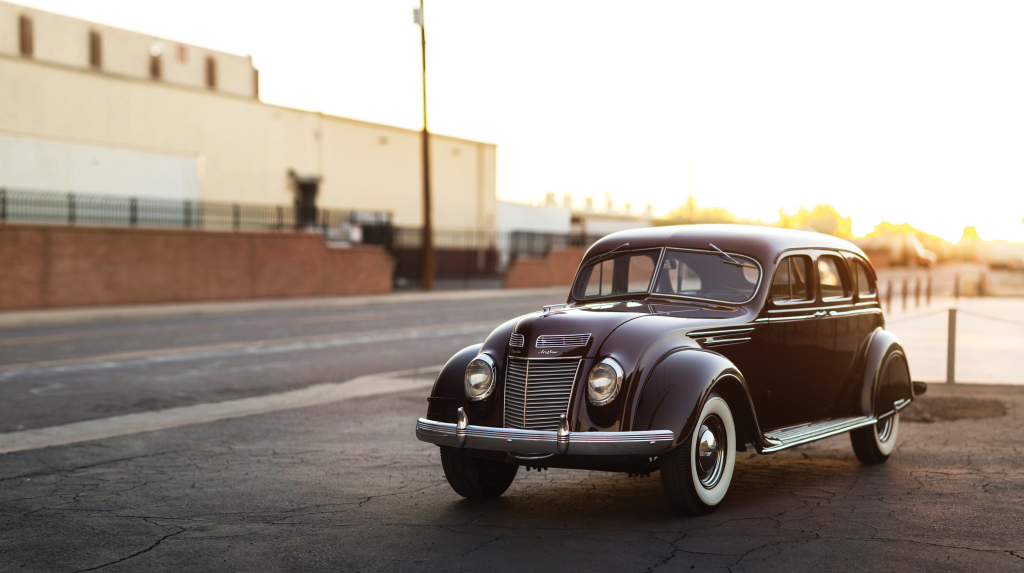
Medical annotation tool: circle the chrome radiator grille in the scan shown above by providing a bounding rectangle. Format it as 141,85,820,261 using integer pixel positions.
536,334,591,348
503,357,581,431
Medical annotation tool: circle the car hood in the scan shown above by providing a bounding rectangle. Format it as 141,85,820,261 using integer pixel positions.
508,300,747,359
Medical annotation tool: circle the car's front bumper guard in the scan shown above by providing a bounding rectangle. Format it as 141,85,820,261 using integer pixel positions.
415,409,674,456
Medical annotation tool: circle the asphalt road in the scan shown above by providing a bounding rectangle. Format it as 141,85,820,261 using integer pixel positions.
2,294,1023,571
0,293,558,432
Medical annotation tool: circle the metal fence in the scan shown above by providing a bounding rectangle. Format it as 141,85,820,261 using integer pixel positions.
0,188,603,291
0,188,391,236
365,227,603,290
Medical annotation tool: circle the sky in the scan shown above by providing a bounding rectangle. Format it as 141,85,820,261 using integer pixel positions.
14,0,1024,242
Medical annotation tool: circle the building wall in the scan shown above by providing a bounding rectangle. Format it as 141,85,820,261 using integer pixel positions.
0,132,201,200
0,0,256,97
497,201,571,234
0,54,498,229
0,224,394,310
503,248,586,289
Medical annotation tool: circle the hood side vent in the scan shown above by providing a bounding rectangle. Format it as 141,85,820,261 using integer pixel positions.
509,333,525,347
536,334,591,348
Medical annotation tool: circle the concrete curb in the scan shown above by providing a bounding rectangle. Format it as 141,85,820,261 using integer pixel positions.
0,286,569,330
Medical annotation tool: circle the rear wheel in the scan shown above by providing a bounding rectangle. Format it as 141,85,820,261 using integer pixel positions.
850,413,900,464
660,394,736,515
439,447,518,499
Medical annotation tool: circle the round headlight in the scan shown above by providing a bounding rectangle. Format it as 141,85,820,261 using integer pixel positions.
465,355,496,401
587,358,623,406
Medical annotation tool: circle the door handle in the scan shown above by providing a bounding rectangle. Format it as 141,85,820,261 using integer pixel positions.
812,311,827,318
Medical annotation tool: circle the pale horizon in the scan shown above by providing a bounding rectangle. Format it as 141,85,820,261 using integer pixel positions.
11,0,1024,243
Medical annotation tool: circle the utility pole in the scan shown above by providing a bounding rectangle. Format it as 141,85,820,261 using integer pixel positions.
414,1,434,290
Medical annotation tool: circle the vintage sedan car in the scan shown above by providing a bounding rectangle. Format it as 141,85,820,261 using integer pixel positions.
415,225,926,515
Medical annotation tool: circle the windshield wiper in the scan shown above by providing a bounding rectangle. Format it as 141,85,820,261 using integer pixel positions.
709,243,757,269
588,242,630,266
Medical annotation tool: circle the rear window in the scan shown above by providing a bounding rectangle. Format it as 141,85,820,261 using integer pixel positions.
853,260,876,297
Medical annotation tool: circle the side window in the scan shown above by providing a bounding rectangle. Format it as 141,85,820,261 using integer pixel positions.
818,255,851,299
771,256,813,302
854,260,876,297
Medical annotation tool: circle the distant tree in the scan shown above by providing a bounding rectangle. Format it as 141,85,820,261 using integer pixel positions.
777,204,852,237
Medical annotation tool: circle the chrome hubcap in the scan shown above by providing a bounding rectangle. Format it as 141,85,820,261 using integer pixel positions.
877,415,894,442
696,414,726,489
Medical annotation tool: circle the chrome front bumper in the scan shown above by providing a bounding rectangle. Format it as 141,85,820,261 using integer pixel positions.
415,417,675,456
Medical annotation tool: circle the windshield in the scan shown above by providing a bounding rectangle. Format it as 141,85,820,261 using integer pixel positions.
574,249,660,299
653,249,761,302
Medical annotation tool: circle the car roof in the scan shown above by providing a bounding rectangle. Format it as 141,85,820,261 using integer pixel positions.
583,224,867,267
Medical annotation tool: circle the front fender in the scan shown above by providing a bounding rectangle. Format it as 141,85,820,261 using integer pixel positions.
860,328,913,417
425,344,481,423
631,349,766,450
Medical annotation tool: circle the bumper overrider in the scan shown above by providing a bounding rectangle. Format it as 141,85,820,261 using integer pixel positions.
415,409,674,456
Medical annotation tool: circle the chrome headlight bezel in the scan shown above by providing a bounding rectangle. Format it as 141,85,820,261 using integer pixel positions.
587,357,623,406
465,354,497,401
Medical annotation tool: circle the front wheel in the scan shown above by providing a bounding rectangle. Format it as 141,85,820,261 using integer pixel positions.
439,447,518,499
659,394,737,515
850,413,900,464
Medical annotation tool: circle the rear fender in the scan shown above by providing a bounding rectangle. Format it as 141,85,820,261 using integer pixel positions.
860,328,913,417
632,349,766,451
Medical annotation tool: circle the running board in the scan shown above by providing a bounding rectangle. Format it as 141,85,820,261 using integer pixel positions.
761,416,875,453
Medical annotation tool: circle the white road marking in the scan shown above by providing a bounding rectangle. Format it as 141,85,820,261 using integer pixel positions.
0,322,492,379
0,365,443,455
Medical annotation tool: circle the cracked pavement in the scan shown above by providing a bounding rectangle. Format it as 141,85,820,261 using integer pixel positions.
2,382,1022,572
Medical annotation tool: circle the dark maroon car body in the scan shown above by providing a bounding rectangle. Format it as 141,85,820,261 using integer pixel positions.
417,225,920,479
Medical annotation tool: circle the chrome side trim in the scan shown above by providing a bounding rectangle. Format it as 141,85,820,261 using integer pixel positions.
415,418,675,456
761,416,875,453
688,327,754,346
703,337,751,346
687,327,755,338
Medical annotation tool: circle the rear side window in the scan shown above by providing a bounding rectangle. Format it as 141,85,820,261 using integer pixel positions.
771,256,812,302
854,260,876,297
818,255,851,299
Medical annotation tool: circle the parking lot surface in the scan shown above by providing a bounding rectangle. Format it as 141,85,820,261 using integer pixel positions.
2,381,1022,572
2,292,1023,571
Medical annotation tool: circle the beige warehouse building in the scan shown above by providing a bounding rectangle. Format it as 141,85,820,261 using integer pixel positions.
0,1,497,230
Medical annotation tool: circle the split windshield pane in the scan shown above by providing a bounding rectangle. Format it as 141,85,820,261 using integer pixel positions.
654,250,760,303
577,250,660,298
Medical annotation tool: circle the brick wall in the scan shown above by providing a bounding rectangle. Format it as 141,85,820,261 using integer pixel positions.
503,248,587,289
0,224,394,310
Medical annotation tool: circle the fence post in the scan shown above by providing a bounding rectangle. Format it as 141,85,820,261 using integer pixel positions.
946,308,957,384
129,197,137,227
276,206,283,231
67,193,75,225
232,204,240,231
322,208,330,238
926,276,932,306
0,188,6,221
183,201,191,229
901,279,908,310
954,274,960,300
914,277,921,307
979,272,986,297
885,280,893,313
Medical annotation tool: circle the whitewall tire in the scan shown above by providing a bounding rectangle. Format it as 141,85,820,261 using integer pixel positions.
660,394,737,515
